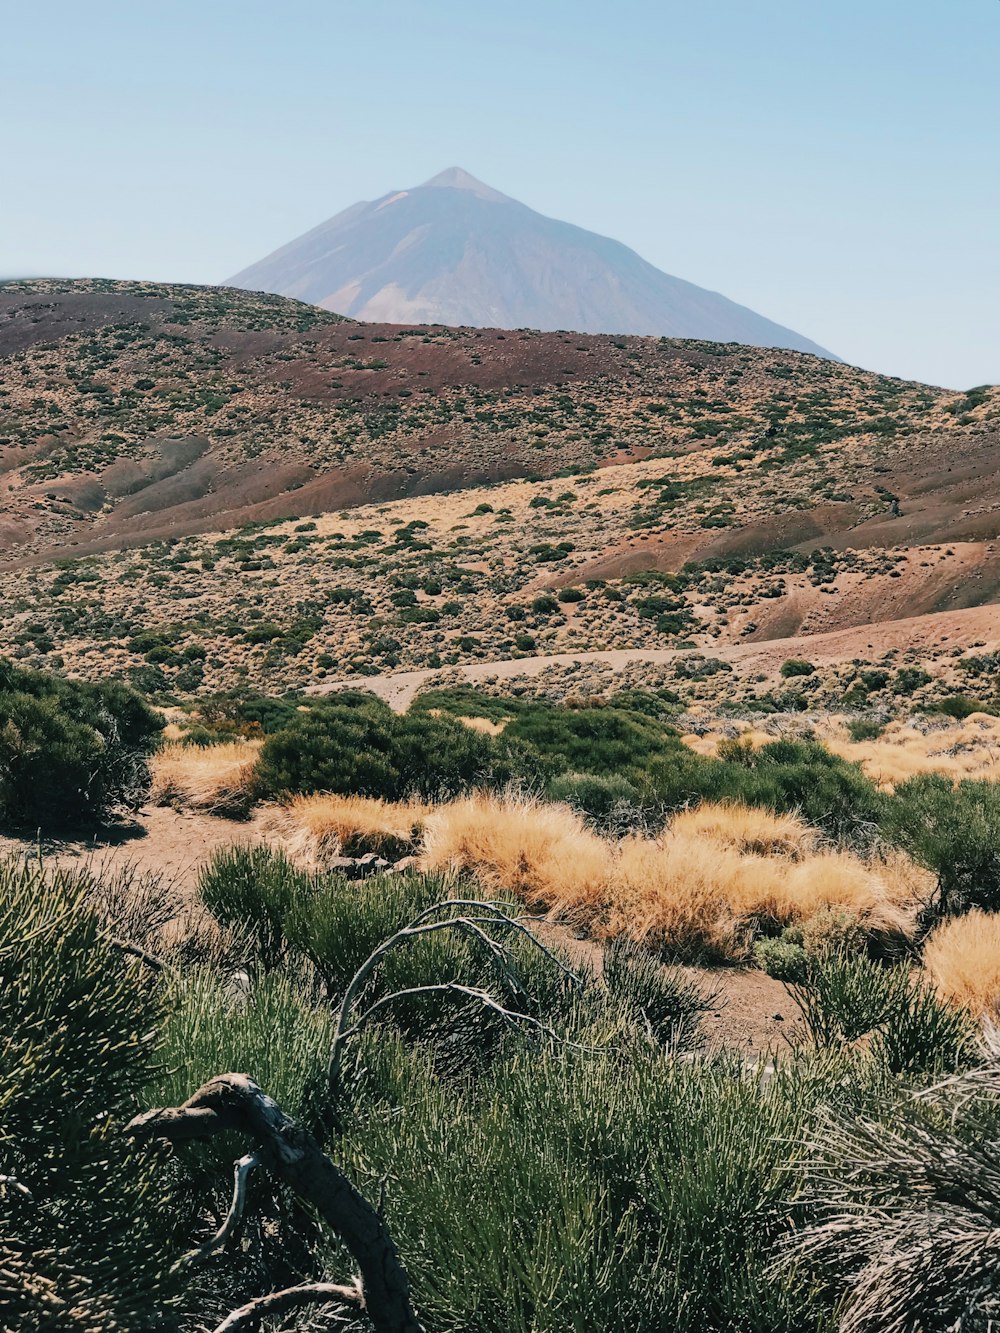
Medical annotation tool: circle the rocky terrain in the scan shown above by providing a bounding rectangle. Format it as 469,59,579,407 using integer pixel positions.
1,278,999,702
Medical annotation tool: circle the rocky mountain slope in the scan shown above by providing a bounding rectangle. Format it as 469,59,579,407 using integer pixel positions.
1,278,999,701
226,167,835,356
1,278,975,565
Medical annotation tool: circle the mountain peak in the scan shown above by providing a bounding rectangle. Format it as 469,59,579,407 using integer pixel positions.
420,167,510,202
226,172,836,358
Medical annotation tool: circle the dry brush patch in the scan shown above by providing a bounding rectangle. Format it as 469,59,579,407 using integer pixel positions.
923,909,1000,1015
827,713,1000,788
150,740,262,818
419,793,916,961
257,792,428,870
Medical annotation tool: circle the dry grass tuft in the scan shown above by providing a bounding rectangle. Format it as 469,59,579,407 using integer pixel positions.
827,714,1000,788
150,740,261,818
923,909,1000,1015
455,714,507,735
258,792,427,870
420,792,610,916
683,715,1000,790
419,792,917,960
669,803,817,859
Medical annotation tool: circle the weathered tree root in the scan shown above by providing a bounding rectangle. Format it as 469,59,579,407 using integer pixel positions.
127,1074,423,1333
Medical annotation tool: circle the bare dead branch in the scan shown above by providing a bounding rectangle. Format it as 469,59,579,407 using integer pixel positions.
108,936,168,973
327,898,583,1089
337,980,580,1051
0,1173,32,1197
212,1279,364,1332
127,1074,423,1333
174,1151,259,1272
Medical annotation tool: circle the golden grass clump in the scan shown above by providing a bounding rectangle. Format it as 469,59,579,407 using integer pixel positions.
419,793,611,915
668,803,817,859
683,715,1000,790
604,832,906,961
923,909,1000,1015
605,833,750,960
417,793,916,960
826,713,1000,789
150,740,261,818
259,792,427,870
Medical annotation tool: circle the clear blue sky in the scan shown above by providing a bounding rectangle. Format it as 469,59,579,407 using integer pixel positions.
3,0,997,388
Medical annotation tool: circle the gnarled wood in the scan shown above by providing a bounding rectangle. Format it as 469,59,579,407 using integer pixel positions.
127,1074,423,1333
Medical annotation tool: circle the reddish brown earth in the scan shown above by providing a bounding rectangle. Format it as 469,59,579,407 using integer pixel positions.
2,278,995,569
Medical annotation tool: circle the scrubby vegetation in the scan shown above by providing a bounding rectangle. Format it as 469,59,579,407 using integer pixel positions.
5,830,1000,1331
0,658,160,830
5,648,1000,1328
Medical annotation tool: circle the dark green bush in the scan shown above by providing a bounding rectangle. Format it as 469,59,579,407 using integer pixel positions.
198,844,311,970
925,694,994,719
504,703,687,782
785,950,972,1074
780,658,815,678
0,858,186,1328
255,694,529,801
0,658,161,831
545,770,654,833
883,774,1000,914
647,737,885,843
601,938,711,1052
846,716,885,741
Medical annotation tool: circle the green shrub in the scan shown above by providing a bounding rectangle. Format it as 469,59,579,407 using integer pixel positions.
504,703,687,782
780,658,815,678
198,844,311,970
926,694,993,719
333,1044,854,1332
883,774,1000,914
545,770,653,832
0,858,185,1328
255,695,529,802
0,658,161,831
785,950,972,1074
846,716,884,741
785,951,909,1046
648,738,885,844
601,938,711,1052
872,980,974,1076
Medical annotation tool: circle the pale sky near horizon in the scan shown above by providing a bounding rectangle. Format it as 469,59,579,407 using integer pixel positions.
2,0,997,389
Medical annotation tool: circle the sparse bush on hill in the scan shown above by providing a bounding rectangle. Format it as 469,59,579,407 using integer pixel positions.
780,658,816,678
0,658,161,831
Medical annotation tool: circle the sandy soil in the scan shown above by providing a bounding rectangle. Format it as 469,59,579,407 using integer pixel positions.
0,805,252,896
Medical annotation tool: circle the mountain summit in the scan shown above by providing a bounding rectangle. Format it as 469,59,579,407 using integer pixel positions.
226,169,835,357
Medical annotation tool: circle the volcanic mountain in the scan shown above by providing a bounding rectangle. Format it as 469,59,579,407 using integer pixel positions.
225,167,835,357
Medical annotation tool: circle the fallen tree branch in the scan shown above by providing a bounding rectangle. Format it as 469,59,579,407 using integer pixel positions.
211,1278,364,1332
127,1074,423,1333
174,1151,259,1272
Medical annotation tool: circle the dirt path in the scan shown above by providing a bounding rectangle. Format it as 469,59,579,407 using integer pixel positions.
0,805,252,896
307,602,1000,711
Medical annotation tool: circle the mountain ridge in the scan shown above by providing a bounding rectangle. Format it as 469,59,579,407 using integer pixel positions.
1,279,985,567
226,169,837,358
